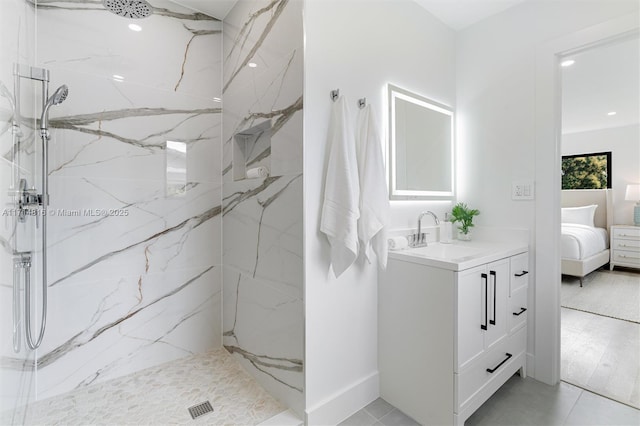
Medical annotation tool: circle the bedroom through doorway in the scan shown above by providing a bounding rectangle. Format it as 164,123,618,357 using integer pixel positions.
559,33,640,410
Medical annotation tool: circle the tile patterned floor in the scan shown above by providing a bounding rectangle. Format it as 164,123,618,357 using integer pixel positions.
2,349,285,425
340,375,640,426
338,397,418,426
561,269,640,409
561,307,640,408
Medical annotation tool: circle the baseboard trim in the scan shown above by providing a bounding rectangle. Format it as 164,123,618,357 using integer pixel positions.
526,352,535,379
305,371,379,425
258,409,303,426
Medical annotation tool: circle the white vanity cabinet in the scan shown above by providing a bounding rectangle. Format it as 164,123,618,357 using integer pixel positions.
456,258,509,371
379,248,529,426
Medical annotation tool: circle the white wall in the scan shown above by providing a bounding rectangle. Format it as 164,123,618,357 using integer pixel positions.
457,1,639,383
303,1,455,423
562,125,640,226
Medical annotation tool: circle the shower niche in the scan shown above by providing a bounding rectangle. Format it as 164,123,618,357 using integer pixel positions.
233,120,272,181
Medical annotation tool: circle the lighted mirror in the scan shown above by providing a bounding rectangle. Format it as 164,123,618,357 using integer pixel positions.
388,84,455,200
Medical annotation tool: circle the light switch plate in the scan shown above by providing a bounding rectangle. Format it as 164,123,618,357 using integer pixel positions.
512,180,534,200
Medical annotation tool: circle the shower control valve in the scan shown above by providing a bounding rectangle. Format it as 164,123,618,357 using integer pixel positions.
16,179,43,223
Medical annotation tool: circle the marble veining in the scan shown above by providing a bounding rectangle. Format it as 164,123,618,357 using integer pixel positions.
0,0,223,410
225,345,303,391
2,265,216,371
175,25,222,92
49,107,220,150
223,0,290,93
222,0,303,413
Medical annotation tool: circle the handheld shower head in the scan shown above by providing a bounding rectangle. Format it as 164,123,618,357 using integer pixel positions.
41,84,68,131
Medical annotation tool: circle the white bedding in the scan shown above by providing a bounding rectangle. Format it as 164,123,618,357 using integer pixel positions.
561,223,609,260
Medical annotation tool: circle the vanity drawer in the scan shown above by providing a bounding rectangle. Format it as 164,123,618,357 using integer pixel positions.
510,253,529,294
455,327,526,412
611,239,640,252
509,286,528,332
612,250,640,266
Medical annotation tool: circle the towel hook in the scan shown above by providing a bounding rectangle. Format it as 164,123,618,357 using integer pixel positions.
330,89,339,102
358,98,366,109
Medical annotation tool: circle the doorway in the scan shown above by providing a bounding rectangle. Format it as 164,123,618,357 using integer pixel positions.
559,34,640,409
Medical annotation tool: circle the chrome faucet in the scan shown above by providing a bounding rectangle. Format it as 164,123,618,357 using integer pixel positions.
413,211,440,247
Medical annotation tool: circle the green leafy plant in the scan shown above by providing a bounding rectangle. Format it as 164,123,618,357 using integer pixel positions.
450,203,480,235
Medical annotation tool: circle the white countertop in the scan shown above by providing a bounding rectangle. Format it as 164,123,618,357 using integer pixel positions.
388,239,528,271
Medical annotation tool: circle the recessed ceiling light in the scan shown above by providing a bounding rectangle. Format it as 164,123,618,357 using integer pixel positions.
607,111,617,116
561,59,575,67
213,97,221,103
128,23,142,32
248,62,258,68
113,74,125,82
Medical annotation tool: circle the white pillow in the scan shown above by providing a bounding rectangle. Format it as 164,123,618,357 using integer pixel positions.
561,205,597,227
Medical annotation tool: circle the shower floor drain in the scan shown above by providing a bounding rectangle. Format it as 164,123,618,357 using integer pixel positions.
188,401,214,419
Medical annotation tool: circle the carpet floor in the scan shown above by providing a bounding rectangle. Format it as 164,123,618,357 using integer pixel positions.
561,268,640,324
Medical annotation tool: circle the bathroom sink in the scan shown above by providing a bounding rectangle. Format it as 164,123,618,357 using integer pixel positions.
408,243,484,261
388,240,528,271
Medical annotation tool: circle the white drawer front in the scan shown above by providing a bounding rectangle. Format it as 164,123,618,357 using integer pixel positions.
612,239,640,252
510,253,529,294
612,250,640,265
456,327,526,411
613,227,640,239
509,286,528,332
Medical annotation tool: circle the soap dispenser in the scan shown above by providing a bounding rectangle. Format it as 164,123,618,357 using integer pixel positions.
440,213,453,244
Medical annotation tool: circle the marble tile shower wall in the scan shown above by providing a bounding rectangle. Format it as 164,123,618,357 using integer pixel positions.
222,0,304,414
0,0,37,415
1,0,222,402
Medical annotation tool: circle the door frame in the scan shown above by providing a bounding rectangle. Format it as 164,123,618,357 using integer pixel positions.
533,12,639,385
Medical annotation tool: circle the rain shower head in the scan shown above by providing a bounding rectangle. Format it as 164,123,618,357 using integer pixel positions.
103,0,152,18
40,84,68,131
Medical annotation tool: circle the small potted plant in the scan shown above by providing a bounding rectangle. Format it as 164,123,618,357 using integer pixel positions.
450,202,480,241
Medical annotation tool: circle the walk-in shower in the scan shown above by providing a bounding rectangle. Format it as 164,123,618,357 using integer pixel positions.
1,0,302,422
9,64,68,351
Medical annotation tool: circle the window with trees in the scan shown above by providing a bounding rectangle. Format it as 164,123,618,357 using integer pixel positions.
561,151,611,190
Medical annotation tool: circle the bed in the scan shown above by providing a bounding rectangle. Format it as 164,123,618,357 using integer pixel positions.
561,189,613,287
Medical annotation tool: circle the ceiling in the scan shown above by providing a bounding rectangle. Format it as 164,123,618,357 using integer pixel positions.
562,36,640,134
414,0,527,30
171,0,528,28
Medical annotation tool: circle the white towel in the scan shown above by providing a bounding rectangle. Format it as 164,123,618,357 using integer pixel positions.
246,166,269,179
356,104,390,269
320,96,360,277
